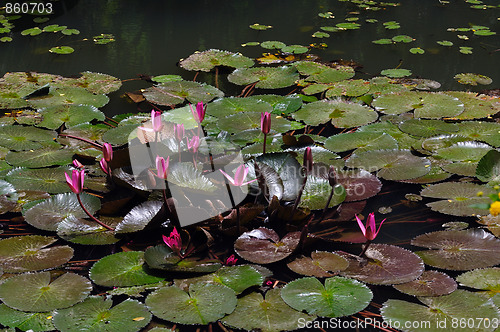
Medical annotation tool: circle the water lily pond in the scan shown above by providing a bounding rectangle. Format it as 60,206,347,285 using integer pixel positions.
0,1,499,332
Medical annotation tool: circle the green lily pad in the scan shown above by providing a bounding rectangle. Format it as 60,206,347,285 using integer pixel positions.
61,28,80,36
90,251,164,287
28,87,109,109
6,146,74,168
281,45,309,54
168,162,217,192
440,161,478,177
456,121,500,147
0,304,54,331
0,272,92,312
151,74,183,83
368,76,409,95
338,244,425,285
142,81,223,106
206,97,273,118
294,61,329,76
454,73,492,86
52,296,151,332
179,49,254,72
398,119,459,138
383,21,400,29
93,34,115,44
115,201,163,233
306,67,355,84
0,125,56,151
325,131,398,153
59,123,110,147
437,40,454,46
234,228,300,264
281,276,372,317
228,66,299,89
43,25,67,32
102,123,140,145
372,38,393,44
0,235,73,273
299,177,346,210
393,270,457,297
293,100,378,128
21,27,42,36
357,121,421,149
222,287,315,332
256,152,303,201
346,149,431,181
372,91,464,118
420,182,495,216
247,94,303,115
56,215,120,245
249,23,272,30
421,135,472,152
22,192,101,231
6,166,75,193
412,229,500,270
175,265,263,294
381,290,500,332
49,46,75,55
260,41,286,49
312,31,330,38
476,150,500,185
459,46,473,54
146,283,237,325
445,92,500,120
325,79,370,98
456,268,500,306
410,47,425,54
217,112,295,134
144,245,222,273
68,71,120,93
381,68,412,78
37,105,105,129
287,251,349,277
434,141,492,162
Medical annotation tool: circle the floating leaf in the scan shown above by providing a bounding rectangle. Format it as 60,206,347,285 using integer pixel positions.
293,100,378,128
372,38,393,44
0,125,56,151
222,287,315,332
299,177,346,210
56,215,120,245
287,251,349,277
0,272,91,312
281,45,309,54
306,67,355,84
368,76,409,95
247,94,303,115
21,27,42,36
260,41,286,49
346,149,431,181
37,104,105,129
281,276,372,317
312,31,329,38
52,296,151,332
325,79,370,98
206,97,273,118
151,74,183,83
146,283,237,325
49,46,75,55
144,245,222,273
381,290,500,332
249,23,272,30
325,132,398,153
420,182,495,216
398,119,459,138
336,169,383,202
454,73,492,86
412,229,500,270
234,228,300,264
456,268,500,305
459,46,473,54
90,251,164,287
228,66,299,89
476,150,500,185
437,40,453,46
23,192,101,231
391,35,414,43
142,81,223,106
61,28,80,36
256,152,303,201
409,47,425,54
338,244,424,285
393,270,457,296
0,304,54,331
115,201,163,233
6,166,75,193
179,49,254,72
28,87,109,109
6,146,74,168
445,91,500,120
456,121,500,147
381,68,412,78
434,141,492,162
93,34,115,44
217,112,295,134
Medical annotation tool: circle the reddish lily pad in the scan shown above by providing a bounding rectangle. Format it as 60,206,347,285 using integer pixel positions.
287,251,349,277
393,270,457,297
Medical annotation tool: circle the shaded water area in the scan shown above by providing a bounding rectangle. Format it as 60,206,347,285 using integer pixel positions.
0,1,499,331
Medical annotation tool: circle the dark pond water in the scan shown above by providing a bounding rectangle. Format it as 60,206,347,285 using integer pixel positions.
1,0,499,116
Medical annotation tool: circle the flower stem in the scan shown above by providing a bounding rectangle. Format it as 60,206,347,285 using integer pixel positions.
162,187,181,229
359,240,372,257
76,194,114,231
289,168,308,220
58,134,103,149
262,133,267,154
320,186,335,220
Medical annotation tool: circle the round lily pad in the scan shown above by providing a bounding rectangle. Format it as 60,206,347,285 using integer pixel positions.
338,244,424,285
336,169,383,202
179,49,254,72
0,304,54,331
434,141,492,162
37,105,105,130
146,283,237,325
0,125,56,151
144,245,222,273
0,272,92,312
368,76,409,95
398,119,459,138
412,229,500,270
476,150,500,185
28,87,109,109
142,81,223,106
299,177,346,210
49,46,75,54
234,228,300,264
206,97,273,118
287,251,349,277
281,45,309,54
454,73,492,86
325,79,370,98
52,296,151,332
22,192,101,231
0,235,73,273
115,201,163,233
281,276,373,317
456,121,500,147
6,166,74,194
421,134,471,152
90,251,164,287
445,91,500,120
222,287,315,332
293,100,378,128
346,149,431,181
217,112,295,134
56,215,120,245
456,267,500,292
228,66,299,89
247,94,303,115
381,68,412,78
306,67,355,84
393,270,457,297
324,131,398,153
6,146,75,168
420,182,495,216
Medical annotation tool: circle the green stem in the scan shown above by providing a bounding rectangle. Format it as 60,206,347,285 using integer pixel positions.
289,168,308,220
58,134,102,149
76,194,114,231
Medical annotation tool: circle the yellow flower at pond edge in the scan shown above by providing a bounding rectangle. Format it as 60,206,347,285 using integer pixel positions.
490,201,500,217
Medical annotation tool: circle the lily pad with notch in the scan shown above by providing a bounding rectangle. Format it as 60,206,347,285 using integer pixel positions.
52,296,151,332
325,131,398,153
0,125,56,151
456,121,500,147
454,73,492,86
0,235,73,273
222,287,315,332
381,68,412,78
6,166,75,194
0,304,54,331
456,268,500,306
228,66,299,89
56,215,120,245
89,251,164,287
142,80,223,106
338,244,424,285
179,49,254,72
5,146,75,168
287,251,349,277
206,97,273,118
234,228,300,264
434,141,492,162
325,79,370,98
36,104,105,130
146,282,237,325
336,169,383,202
144,245,222,273
281,276,373,317
392,270,457,297
412,229,500,270
476,149,500,185
247,94,303,115
398,119,459,138
445,91,500,120
28,87,109,109
0,271,92,312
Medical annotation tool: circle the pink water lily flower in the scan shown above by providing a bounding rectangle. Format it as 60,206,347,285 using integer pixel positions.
187,135,200,152
225,254,238,266
72,159,84,169
156,155,170,179
102,143,113,162
190,102,206,124
162,227,182,252
303,147,313,173
139,110,163,133
260,112,271,134
355,212,386,241
220,165,257,186
174,124,185,141
99,158,109,175
65,169,85,194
